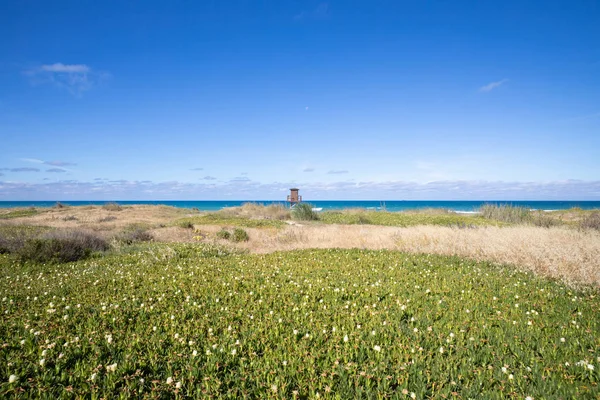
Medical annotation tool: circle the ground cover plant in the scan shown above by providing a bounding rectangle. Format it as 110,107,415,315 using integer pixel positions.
175,214,286,229
0,209,40,220
0,244,598,398
320,210,496,227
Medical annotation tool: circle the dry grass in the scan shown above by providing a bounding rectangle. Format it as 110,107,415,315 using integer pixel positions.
1,205,193,234
213,224,600,287
217,203,291,220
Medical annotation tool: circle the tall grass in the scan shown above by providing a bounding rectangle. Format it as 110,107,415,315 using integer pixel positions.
480,204,558,227
292,203,320,221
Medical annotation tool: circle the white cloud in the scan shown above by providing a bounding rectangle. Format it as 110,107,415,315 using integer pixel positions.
479,79,508,92
1,179,597,200
25,63,106,95
41,63,90,73
328,170,349,174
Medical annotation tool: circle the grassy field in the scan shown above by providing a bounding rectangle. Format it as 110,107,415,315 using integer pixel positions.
1,243,599,398
319,210,497,227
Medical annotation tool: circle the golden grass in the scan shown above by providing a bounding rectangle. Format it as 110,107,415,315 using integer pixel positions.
216,202,291,220
216,224,600,287
0,205,193,233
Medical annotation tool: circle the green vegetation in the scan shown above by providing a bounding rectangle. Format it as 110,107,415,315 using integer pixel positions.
102,202,123,212
292,203,320,221
0,225,53,254
15,230,110,264
0,209,39,220
216,228,231,240
115,228,153,245
232,227,250,242
0,244,598,398
215,228,250,242
480,204,559,227
320,210,495,227
175,214,285,229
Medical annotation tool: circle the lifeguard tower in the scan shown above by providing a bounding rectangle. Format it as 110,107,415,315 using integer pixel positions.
287,188,302,207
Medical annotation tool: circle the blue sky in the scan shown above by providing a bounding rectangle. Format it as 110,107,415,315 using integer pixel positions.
1,0,599,200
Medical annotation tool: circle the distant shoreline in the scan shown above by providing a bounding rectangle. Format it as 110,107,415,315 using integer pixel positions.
1,200,599,212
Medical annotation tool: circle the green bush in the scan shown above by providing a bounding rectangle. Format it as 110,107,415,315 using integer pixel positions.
216,229,231,240
480,204,531,224
232,228,249,242
16,230,109,263
292,203,319,221
116,228,153,244
102,202,123,211
178,221,194,229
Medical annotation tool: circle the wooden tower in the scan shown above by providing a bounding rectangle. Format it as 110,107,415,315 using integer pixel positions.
287,188,302,206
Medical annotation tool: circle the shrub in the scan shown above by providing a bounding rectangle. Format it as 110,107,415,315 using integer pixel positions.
178,221,194,229
102,202,123,211
579,212,600,231
54,202,67,209
292,203,319,221
116,228,153,244
16,230,109,263
480,204,531,224
62,215,79,221
98,216,117,223
216,229,231,240
232,228,249,242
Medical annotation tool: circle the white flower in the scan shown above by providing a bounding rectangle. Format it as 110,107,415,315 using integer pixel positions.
588,364,595,371
192,350,198,357
525,396,534,400
501,367,507,374
175,381,182,389
166,377,173,385
39,358,45,367
508,374,514,380
42,350,47,357
560,338,565,343
410,392,416,399
107,363,117,372
343,335,349,343
283,360,287,366
231,349,237,355
8,375,17,383
90,373,97,381
373,345,381,352
439,347,444,354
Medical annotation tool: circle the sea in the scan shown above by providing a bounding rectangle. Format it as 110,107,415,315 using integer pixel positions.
1,200,599,213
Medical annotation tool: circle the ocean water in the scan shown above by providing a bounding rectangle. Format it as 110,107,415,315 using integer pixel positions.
1,200,599,212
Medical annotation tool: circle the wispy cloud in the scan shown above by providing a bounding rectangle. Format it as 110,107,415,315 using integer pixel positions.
303,168,315,172
21,158,77,166
203,176,217,180
230,176,251,182
0,179,598,200
190,167,204,171
328,169,349,174
25,63,107,96
45,160,77,166
479,79,509,92
294,2,330,20
41,63,90,73
7,167,40,172
46,168,67,173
